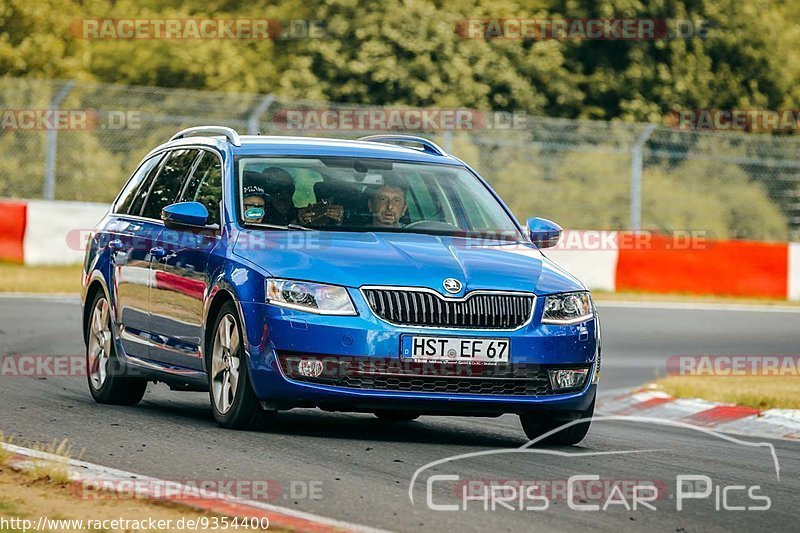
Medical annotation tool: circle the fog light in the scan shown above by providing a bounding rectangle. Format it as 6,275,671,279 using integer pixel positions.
298,359,324,378
548,368,589,391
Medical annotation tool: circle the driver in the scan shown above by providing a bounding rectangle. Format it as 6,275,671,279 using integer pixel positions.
368,177,408,228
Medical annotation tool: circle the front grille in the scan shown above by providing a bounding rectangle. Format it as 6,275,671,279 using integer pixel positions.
278,355,589,396
362,288,534,329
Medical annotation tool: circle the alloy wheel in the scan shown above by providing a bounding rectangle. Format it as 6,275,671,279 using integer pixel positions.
211,314,241,414
87,297,112,390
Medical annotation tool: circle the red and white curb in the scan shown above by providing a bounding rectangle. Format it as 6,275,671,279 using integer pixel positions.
1,442,388,533
597,386,800,441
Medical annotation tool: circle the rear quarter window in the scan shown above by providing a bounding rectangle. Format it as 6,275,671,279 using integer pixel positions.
140,149,202,220
179,150,223,226
114,154,163,215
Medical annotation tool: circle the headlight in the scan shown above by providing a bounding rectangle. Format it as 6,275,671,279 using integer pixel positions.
266,279,357,315
542,291,593,325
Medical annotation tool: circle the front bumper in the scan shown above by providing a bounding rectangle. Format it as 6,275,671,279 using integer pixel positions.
239,292,599,414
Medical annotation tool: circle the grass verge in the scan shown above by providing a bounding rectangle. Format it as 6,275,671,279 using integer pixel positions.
655,376,800,410
0,263,81,294
0,434,275,531
0,434,11,467
26,439,74,485
0,468,251,532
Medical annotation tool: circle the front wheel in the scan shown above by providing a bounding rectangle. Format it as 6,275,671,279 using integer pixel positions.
86,291,147,405
519,398,595,446
208,301,274,430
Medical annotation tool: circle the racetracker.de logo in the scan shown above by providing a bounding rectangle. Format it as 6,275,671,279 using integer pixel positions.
1,355,86,377
667,355,800,377
0,109,140,131
455,18,710,40
274,108,481,132
71,478,324,501
0,355,147,378
69,18,325,40
669,109,800,132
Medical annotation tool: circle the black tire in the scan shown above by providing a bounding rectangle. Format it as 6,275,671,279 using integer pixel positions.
207,301,274,430
85,290,147,406
374,410,420,422
519,398,595,446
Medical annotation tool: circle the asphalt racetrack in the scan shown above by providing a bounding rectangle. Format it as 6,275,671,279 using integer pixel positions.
1,295,798,532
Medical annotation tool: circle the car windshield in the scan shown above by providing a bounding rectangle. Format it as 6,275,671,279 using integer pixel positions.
235,156,523,240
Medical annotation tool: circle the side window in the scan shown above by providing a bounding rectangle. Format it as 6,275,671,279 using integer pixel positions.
140,149,201,220
180,151,223,226
116,154,163,216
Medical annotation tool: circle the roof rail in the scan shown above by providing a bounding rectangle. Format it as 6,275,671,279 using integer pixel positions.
169,126,241,147
357,134,447,156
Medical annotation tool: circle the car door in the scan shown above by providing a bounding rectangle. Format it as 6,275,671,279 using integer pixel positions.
149,149,223,370
125,148,203,363
107,152,166,361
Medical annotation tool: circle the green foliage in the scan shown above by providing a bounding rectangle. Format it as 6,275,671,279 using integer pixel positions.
449,138,788,240
0,0,796,239
2,0,799,120
643,159,788,240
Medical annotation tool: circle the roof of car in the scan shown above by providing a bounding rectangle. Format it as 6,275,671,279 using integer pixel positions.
160,134,465,165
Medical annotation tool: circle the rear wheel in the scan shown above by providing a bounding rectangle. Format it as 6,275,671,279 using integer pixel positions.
374,410,420,422
86,291,147,405
208,301,273,429
519,398,594,446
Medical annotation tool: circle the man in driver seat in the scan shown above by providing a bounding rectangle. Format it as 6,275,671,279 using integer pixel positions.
368,176,409,228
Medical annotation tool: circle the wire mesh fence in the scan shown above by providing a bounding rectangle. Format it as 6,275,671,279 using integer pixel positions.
1,76,799,241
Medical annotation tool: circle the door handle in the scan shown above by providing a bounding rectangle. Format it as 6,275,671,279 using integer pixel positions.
149,247,167,261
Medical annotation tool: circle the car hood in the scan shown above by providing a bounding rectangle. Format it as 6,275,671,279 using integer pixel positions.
233,230,584,295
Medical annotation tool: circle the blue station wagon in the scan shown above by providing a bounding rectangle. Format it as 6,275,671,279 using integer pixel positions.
81,126,600,445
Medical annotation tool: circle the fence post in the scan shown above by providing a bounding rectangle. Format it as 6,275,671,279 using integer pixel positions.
247,94,275,135
630,123,657,230
43,80,75,200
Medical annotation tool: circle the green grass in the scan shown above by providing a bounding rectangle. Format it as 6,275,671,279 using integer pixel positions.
0,263,81,294
0,433,11,466
26,439,72,486
655,376,800,410
0,500,18,514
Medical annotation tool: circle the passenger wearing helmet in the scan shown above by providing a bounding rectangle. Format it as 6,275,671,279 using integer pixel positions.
242,184,269,224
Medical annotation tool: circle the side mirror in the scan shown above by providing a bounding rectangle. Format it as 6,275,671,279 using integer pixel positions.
527,217,562,248
162,202,209,229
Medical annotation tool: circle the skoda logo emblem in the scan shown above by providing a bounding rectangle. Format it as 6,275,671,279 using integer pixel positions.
443,278,462,294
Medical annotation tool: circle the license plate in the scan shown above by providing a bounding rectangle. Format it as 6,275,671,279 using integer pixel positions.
401,336,510,364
